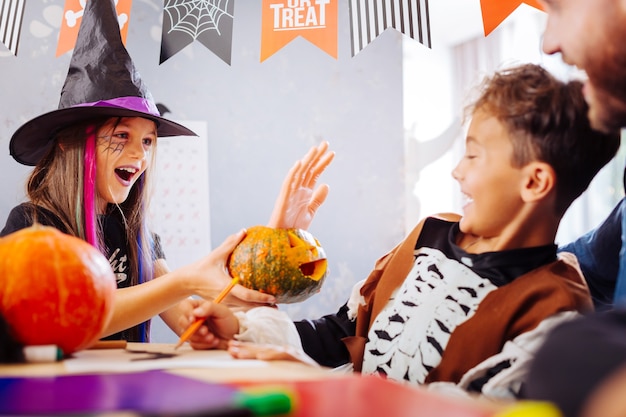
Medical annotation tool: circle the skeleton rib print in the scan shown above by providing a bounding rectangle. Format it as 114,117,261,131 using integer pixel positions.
361,246,497,383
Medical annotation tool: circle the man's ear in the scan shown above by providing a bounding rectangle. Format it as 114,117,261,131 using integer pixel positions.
521,161,555,203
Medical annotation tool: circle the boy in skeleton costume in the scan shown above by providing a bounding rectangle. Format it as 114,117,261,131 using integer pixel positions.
187,64,619,399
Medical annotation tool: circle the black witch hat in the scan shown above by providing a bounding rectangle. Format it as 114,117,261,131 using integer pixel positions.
9,0,196,166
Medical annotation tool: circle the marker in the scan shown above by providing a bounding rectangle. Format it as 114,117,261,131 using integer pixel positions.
493,401,563,417
23,345,64,363
234,387,295,416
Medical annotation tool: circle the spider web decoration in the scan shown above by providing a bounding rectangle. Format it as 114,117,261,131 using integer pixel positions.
160,0,235,65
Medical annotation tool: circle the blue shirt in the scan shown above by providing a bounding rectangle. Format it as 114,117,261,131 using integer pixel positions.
559,197,626,310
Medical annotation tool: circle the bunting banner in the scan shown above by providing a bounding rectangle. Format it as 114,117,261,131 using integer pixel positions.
56,0,132,57
260,0,338,62
480,0,544,36
349,0,431,57
160,0,234,65
0,0,26,55
7,1,547,62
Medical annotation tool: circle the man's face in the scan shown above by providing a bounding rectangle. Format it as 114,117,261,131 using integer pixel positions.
541,0,626,132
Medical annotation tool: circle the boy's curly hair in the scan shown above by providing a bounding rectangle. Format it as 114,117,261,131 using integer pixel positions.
466,63,621,215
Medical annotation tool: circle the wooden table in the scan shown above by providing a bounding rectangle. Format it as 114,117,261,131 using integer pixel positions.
0,343,332,381
0,343,508,417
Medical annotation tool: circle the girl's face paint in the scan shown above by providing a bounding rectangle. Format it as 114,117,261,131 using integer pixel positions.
95,117,156,212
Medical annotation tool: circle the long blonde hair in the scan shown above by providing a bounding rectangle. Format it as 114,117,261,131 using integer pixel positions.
27,116,157,341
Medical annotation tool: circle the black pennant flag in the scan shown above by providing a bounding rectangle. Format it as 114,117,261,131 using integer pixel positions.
160,0,235,65
0,0,26,55
349,0,431,56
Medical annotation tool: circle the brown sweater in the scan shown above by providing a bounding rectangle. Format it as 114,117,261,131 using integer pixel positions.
342,216,593,384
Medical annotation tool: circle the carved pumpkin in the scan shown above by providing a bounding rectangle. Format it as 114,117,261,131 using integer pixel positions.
0,224,116,354
228,226,328,303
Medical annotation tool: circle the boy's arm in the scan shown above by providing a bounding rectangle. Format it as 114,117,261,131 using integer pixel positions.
234,306,303,348
293,303,356,368
225,278,363,368
231,303,356,368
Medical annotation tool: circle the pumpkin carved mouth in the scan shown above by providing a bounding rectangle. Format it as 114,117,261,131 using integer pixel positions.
300,259,327,282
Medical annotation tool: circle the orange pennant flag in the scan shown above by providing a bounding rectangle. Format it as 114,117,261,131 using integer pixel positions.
260,0,338,62
480,0,544,36
56,0,132,57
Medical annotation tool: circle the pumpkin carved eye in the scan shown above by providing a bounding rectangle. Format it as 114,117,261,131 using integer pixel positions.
228,226,328,304
287,231,303,247
287,230,326,281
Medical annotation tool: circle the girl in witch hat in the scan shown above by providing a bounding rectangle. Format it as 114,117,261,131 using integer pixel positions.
1,0,333,343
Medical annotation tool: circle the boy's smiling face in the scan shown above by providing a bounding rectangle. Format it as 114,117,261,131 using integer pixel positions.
452,109,526,240
95,117,157,213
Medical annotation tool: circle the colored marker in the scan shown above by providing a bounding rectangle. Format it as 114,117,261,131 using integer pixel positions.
234,387,295,416
23,345,63,363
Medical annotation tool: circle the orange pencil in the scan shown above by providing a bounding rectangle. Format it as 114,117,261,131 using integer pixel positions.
174,277,239,350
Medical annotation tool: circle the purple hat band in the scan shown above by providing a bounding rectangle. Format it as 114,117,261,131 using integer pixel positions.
72,96,160,117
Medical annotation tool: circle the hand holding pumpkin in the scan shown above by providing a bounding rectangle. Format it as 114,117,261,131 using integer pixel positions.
174,229,277,307
268,141,334,230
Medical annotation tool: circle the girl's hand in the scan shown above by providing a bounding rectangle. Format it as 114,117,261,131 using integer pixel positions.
180,229,276,307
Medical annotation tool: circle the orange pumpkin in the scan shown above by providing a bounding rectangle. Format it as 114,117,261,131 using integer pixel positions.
228,226,328,303
0,224,116,354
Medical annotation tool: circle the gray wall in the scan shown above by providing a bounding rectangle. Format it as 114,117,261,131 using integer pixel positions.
0,1,405,341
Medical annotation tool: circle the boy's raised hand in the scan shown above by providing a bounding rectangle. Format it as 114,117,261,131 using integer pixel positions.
267,141,335,230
